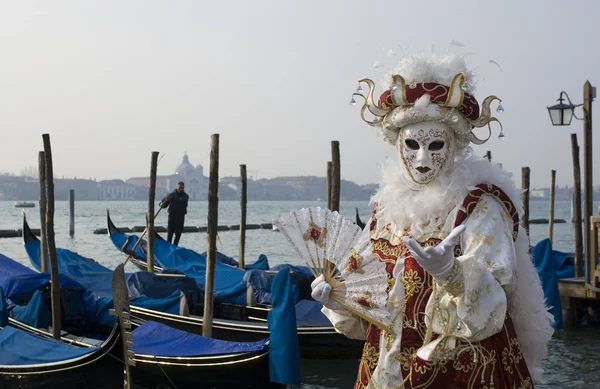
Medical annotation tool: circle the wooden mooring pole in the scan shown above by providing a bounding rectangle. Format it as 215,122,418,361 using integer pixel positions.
326,161,332,210
147,152,159,272
549,170,556,246
38,151,48,273
239,164,247,269
583,81,594,289
69,189,75,237
485,151,492,162
331,141,340,213
42,134,61,339
521,167,530,236
203,134,219,338
571,133,583,277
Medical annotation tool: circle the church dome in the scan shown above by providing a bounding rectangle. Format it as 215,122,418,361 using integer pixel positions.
195,164,204,176
175,152,196,177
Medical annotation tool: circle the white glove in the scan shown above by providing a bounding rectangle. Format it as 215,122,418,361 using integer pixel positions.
311,274,343,310
402,225,465,281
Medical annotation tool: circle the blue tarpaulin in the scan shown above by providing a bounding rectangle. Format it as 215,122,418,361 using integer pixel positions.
202,251,270,271
153,239,248,305
22,240,195,327
267,270,301,386
532,239,563,329
109,230,148,262
131,320,268,357
10,289,50,328
0,253,82,304
295,300,330,327
0,326,97,365
24,238,201,304
0,288,7,327
109,229,270,270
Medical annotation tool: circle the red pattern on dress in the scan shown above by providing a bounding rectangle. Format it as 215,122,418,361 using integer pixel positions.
353,184,533,389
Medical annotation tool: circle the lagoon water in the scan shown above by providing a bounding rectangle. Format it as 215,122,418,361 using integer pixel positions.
1,199,599,388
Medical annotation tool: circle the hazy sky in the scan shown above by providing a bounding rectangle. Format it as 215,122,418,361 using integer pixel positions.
1,0,599,189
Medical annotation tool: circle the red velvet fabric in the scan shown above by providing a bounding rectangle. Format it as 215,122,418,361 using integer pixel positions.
377,83,480,120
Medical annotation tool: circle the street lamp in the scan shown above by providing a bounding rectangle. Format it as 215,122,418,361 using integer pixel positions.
546,91,580,126
547,83,597,292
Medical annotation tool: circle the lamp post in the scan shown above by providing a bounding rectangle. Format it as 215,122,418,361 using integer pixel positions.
547,82,597,291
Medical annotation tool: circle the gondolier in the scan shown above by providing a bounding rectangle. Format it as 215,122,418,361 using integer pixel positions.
161,181,189,246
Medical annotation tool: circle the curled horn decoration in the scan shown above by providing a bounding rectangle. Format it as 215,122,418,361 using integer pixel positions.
469,95,501,128
469,117,503,145
353,78,391,127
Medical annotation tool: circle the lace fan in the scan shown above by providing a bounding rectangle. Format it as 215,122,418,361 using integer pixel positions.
274,207,390,330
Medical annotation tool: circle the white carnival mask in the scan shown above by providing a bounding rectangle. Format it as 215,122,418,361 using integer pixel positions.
396,121,455,185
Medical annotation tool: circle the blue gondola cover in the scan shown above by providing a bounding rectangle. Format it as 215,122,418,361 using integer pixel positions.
0,288,7,327
267,270,301,385
131,320,268,357
0,326,97,365
531,238,563,329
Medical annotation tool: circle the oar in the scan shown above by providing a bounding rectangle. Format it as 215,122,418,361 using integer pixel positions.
122,204,164,266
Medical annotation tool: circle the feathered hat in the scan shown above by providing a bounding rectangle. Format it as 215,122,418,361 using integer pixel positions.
352,52,504,148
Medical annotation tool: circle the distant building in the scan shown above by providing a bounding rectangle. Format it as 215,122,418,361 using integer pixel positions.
530,189,548,199
97,179,139,200
126,152,208,201
173,152,208,201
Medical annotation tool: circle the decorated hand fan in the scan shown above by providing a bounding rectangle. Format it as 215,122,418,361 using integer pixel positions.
274,207,390,330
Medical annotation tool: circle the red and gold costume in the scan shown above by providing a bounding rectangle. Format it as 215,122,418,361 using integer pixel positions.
320,52,553,389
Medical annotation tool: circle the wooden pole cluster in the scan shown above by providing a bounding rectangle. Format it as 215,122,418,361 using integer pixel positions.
571,133,583,277
583,81,594,286
69,189,75,237
485,151,492,162
549,170,556,246
330,141,341,212
238,164,247,269
521,167,530,236
203,134,220,338
38,151,48,273
147,152,159,272
326,161,332,210
42,134,61,339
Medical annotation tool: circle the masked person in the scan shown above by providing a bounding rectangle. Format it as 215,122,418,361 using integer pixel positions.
161,181,189,246
310,53,553,388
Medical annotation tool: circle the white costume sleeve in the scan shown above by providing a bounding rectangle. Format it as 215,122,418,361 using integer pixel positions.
321,307,367,340
418,195,517,359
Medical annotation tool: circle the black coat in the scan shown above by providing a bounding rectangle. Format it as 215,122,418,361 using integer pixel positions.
162,190,189,217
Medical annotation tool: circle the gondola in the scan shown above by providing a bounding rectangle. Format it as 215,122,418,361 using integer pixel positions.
0,252,123,389
355,207,365,229
23,215,363,359
0,321,122,389
0,252,281,389
111,258,290,389
106,209,269,273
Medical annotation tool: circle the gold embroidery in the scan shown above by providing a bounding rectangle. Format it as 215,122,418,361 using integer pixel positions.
370,239,401,261
452,349,475,373
361,343,379,370
436,260,464,296
345,248,365,274
384,329,396,352
302,220,327,247
387,275,396,290
467,231,495,246
402,269,424,299
518,377,533,389
501,337,523,374
394,346,416,371
470,198,489,219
